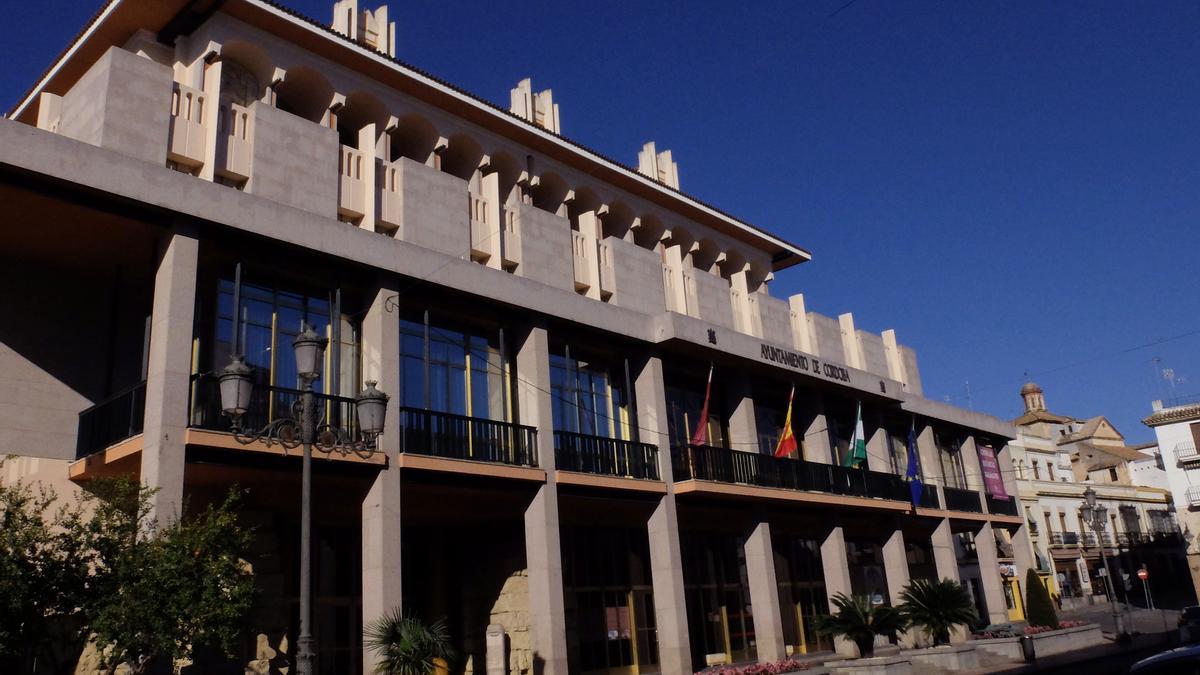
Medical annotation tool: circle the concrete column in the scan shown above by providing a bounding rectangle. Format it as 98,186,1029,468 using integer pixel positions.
361,283,403,674
358,123,378,231
916,424,945,505
725,372,758,453
837,313,863,370
930,519,967,643
820,526,856,657
974,522,1009,625
515,325,568,674
198,59,221,181
745,521,786,662
881,528,917,648
866,414,891,474
996,443,1019,497
479,170,503,268
1012,524,1037,616
635,355,692,673
961,435,985,492
801,391,832,465
140,230,199,524
788,294,813,354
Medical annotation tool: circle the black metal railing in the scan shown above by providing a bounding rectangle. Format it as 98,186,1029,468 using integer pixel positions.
670,444,929,503
397,407,537,467
915,483,942,509
986,495,1019,516
943,486,984,513
1050,532,1080,546
554,431,659,480
190,374,358,436
76,381,147,459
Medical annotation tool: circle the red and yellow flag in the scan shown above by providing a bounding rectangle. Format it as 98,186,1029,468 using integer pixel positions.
774,385,798,458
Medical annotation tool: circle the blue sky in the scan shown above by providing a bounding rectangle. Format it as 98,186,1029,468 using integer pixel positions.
5,0,1198,442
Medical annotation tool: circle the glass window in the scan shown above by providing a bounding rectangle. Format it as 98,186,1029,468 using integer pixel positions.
398,311,506,421
755,400,785,456
666,382,727,449
935,432,968,489
550,348,630,439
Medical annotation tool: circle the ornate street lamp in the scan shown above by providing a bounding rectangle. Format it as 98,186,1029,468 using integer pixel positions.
1080,486,1125,636
219,326,389,675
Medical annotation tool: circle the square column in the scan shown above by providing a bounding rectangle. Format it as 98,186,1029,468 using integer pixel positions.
820,526,857,657
881,528,917,647
515,325,568,675
974,522,1009,625
361,283,403,673
140,230,199,523
930,519,967,643
961,435,986,492
744,521,786,662
916,424,945,504
800,391,832,464
866,417,891,473
725,372,758,453
634,355,692,673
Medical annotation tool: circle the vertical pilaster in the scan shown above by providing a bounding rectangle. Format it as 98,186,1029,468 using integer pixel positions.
916,424,945,504
961,435,985,492
725,373,758,454
480,170,503,268
881,528,916,648
635,355,692,674
515,325,568,674
361,283,402,674
744,521,786,661
974,522,1009,624
801,391,832,465
866,416,891,473
1012,524,1037,610
820,526,857,657
140,230,199,524
358,123,378,231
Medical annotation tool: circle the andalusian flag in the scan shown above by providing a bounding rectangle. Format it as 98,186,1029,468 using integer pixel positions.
842,401,868,468
774,386,798,458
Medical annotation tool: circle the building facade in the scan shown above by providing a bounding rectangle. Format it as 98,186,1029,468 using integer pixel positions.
1,1,1032,672
1143,398,1200,601
1010,383,1189,610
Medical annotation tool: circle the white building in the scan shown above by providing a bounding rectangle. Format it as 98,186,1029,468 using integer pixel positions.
1143,398,1200,599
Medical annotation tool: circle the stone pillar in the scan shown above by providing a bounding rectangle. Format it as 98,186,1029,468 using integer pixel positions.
745,521,786,662
866,414,891,474
635,355,692,674
1012,524,1037,584
820,526,857,657
930,519,967,643
801,391,832,465
881,528,916,648
974,522,1009,624
916,424,945,504
361,283,402,673
140,230,199,524
358,122,378,231
725,372,758,454
961,435,985,492
515,325,568,674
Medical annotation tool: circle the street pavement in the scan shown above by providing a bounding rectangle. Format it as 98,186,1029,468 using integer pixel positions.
1059,603,1179,636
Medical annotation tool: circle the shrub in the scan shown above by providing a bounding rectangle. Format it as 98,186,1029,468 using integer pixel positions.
365,610,454,675
1023,568,1058,629
815,593,904,658
898,578,977,645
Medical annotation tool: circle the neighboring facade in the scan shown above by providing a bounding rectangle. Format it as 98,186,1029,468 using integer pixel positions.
1,1,1031,673
1143,398,1200,601
1010,383,1189,610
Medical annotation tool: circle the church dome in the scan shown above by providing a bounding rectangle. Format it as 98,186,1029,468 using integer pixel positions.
1020,381,1043,396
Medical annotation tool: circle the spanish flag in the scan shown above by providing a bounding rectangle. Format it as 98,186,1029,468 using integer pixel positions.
774,385,798,458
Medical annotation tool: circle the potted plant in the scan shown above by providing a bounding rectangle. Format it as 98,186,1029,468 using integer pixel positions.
898,578,977,646
365,609,455,675
816,593,904,658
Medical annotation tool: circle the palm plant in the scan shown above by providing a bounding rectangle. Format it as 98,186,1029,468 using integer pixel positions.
898,578,977,646
815,593,905,658
364,609,455,675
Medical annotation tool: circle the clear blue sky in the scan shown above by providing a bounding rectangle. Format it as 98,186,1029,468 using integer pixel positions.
5,0,1198,442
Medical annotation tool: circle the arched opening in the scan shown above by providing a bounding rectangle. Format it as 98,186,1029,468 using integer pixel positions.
567,187,600,232
487,152,525,207
531,172,570,216
746,259,772,293
275,66,334,123
336,90,388,148
693,238,722,274
219,41,272,107
441,134,484,183
633,214,667,251
388,113,439,164
600,201,635,241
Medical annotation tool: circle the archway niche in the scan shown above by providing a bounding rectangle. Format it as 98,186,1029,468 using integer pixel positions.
275,65,333,123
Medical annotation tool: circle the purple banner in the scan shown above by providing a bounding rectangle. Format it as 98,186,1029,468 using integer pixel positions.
977,445,1008,499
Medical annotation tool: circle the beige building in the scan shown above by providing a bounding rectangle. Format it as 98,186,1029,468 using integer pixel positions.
1,0,1033,672
1010,383,1188,610
1143,398,1200,600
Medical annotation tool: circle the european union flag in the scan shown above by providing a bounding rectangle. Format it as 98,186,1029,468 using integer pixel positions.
906,424,923,509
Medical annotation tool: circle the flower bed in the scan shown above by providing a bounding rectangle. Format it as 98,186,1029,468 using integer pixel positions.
696,657,813,674
967,623,1104,660
972,619,1089,639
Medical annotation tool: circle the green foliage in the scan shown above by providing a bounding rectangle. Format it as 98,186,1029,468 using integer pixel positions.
815,593,905,658
898,578,977,645
1024,568,1057,629
365,609,455,675
89,487,255,674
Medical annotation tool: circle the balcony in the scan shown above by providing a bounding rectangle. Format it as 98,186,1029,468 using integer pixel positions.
396,407,537,468
1050,532,1080,547
1187,485,1200,508
553,431,659,480
1176,442,1200,465
986,495,1019,517
76,381,146,459
670,444,931,505
338,145,367,220
943,486,984,513
215,101,252,182
167,82,207,170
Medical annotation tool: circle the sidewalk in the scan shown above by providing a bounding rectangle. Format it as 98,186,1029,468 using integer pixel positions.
1059,604,1178,636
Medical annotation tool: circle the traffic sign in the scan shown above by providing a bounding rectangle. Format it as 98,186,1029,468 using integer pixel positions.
1138,568,1149,581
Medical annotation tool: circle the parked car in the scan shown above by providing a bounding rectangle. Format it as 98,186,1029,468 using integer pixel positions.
1181,606,1200,644
1131,645,1200,674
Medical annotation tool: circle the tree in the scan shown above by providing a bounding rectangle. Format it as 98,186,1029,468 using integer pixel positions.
365,609,455,675
898,578,977,645
89,488,255,674
1024,568,1057,629
816,594,905,658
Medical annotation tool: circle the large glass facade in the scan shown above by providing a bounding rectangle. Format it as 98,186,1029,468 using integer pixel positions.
398,310,507,421
562,526,658,674
774,535,831,655
550,347,630,439
681,532,756,667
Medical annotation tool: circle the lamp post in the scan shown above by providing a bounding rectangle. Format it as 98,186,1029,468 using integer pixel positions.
218,327,389,675
1080,486,1125,636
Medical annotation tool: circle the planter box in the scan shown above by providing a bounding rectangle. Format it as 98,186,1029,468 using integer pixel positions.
968,624,1104,661
899,644,978,671
828,655,912,675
